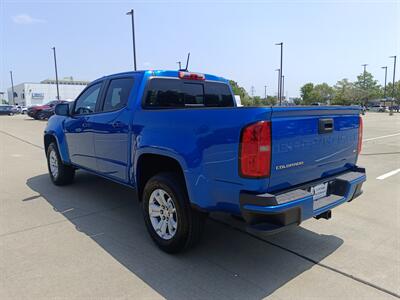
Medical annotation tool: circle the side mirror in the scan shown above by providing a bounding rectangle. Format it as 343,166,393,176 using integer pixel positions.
55,103,70,116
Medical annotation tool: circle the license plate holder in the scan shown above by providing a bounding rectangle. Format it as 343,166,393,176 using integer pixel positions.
309,182,328,201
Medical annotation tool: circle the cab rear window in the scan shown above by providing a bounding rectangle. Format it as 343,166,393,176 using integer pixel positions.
144,78,234,108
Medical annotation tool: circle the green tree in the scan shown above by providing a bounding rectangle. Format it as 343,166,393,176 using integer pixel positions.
252,96,262,106
311,83,334,104
266,95,278,106
354,71,382,104
229,80,248,98
292,97,302,105
384,81,400,101
229,80,252,106
300,83,314,104
332,79,356,105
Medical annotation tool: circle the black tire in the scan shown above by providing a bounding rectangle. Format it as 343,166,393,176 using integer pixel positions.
46,142,75,185
142,172,206,253
37,111,46,120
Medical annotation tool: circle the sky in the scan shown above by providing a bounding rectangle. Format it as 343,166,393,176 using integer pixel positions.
1,0,399,98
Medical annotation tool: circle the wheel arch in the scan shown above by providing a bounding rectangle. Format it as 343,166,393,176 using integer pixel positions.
135,152,189,203
43,132,71,164
44,133,57,152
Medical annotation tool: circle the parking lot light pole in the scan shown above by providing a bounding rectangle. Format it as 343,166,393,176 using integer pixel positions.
52,47,60,100
177,61,181,70
282,75,285,102
381,66,388,100
275,42,283,104
362,64,368,106
389,56,397,115
126,9,137,71
9,71,15,105
264,85,267,99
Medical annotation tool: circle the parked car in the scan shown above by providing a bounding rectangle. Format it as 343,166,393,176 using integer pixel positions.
44,70,366,253
16,105,28,114
42,100,74,120
0,105,18,116
369,105,387,112
37,107,56,120
27,100,67,120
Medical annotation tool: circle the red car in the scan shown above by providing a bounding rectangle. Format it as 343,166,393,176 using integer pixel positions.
27,100,67,120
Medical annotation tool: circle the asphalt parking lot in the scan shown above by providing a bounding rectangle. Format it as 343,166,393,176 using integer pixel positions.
0,112,399,300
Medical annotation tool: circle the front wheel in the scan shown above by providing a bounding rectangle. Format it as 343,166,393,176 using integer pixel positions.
46,142,75,185
142,172,206,253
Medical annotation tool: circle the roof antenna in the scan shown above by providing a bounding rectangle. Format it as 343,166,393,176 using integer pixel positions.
184,52,190,71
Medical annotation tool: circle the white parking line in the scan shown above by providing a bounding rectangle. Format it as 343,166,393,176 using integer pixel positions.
363,132,400,142
376,168,400,180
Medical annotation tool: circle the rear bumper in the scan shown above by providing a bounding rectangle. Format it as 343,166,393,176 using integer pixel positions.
240,167,366,232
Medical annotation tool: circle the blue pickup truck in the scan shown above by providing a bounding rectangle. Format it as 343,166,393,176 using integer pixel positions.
44,70,366,253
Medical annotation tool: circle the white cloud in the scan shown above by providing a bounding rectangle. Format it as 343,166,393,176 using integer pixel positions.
12,14,46,25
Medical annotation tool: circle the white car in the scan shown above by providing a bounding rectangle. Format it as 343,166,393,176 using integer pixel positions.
14,105,27,114
369,105,387,112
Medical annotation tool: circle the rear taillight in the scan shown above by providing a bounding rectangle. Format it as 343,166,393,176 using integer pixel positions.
239,121,271,178
358,116,363,153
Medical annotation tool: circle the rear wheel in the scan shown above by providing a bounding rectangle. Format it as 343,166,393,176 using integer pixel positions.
142,172,206,253
46,142,75,185
37,111,46,120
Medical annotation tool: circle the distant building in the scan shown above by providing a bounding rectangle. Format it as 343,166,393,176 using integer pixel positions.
7,77,89,106
0,91,6,103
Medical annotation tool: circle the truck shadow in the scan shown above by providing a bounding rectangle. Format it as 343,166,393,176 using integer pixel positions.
26,172,343,300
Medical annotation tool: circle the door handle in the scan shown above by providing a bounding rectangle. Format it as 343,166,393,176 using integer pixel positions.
318,118,333,134
112,121,123,128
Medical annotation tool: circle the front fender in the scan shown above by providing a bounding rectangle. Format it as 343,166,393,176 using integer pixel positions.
44,116,71,164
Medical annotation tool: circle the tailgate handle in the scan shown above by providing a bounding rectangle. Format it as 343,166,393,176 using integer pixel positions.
318,118,334,134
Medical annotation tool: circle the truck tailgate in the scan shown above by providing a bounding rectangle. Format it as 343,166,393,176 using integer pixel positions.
268,106,361,192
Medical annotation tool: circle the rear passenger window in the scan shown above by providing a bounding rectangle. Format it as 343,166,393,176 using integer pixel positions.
102,78,134,112
204,82,234,107
182,83,204,106
144,79,234,108
145,79,184,108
